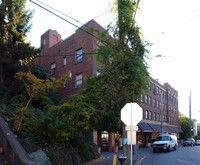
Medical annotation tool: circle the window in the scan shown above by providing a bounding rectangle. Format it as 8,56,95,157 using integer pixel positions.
157,100,159,108
157,113,160,121
53,35,58,44
169,105,171,111
75,73,82,87
149,111,152,120
51,62,56,75
76,49,82,63
145,95,148,104
154,112,156,121
43,39,46,45
141,94,143,102
63,57,66,65
145,110,148,119
62,81,66,88
149,96,152,106
153,99,156,107
96,71,100,76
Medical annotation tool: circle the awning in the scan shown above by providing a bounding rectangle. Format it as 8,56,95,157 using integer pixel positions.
137,122,183,133
148,123,162,132
163,125,173,132
137,122,153,132
171,126,183,132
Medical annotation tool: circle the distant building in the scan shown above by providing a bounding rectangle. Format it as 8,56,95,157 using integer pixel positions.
193,119,198,136
33,19,182,151
138,79,182,146
197,123,200,133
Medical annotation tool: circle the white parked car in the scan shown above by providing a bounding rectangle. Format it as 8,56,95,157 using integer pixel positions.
153,134,178,152
195,140,200,145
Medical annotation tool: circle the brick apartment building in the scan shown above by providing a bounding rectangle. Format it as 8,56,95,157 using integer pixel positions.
33,19,182,151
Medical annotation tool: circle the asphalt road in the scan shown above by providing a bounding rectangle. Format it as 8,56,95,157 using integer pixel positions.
140,145,200,165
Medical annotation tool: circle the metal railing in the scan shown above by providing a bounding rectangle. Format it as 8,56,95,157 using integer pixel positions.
0,116,42,165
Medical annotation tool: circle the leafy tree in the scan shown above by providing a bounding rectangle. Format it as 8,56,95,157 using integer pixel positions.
179,114,194,139
0,0,38,85
14,71,67,130
87,0,149,132
48,0,149,137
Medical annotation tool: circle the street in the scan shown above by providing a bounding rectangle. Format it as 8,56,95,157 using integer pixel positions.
140,145,200,165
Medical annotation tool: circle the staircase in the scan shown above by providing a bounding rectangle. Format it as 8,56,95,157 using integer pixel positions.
0,116,42,165
0,147,8,165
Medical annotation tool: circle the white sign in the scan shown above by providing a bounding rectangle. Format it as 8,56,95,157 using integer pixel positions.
121,103,142,165
121,103,143,126
126,126,138,145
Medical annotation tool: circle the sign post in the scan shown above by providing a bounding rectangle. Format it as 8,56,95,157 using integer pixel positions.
121,103,142,165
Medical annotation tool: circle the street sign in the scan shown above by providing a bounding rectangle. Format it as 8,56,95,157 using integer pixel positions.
121,103,143,126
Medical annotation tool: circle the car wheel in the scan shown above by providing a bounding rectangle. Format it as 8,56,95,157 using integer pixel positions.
174,145,176,150
153,149,156,153
167,146,170,152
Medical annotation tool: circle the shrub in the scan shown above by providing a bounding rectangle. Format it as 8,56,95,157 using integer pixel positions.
29,149,51,165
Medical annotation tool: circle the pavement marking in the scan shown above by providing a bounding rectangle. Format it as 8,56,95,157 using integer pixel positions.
137,153,151,165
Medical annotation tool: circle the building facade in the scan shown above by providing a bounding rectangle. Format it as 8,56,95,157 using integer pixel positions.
138,78,182,147
34,19,182,150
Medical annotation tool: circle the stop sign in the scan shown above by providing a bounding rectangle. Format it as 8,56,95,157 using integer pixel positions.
121,103,143,126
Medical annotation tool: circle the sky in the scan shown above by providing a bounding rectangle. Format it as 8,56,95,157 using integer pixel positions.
26,0,200,122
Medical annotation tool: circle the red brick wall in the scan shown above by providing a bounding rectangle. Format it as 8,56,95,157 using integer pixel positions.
35,20,104,99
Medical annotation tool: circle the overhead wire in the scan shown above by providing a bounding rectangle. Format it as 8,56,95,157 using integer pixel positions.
29,0,104,43
34,0,80,24
29,0,111,47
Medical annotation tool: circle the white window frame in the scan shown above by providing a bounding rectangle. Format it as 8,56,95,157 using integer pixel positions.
145,95,148,104
63,81,66,88
51,62,56,75
154,112,156,121
157,113,160,121
76,49,82,63
75,73,82,87
63,56,66,66
145,110,148,119
153,99,155,107
149,111,152,120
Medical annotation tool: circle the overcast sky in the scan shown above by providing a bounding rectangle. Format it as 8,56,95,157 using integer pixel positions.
26,0,200,122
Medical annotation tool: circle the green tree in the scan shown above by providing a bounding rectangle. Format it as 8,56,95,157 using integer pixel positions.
14,71,67,130
0,0,38,85
179,114,194,139
52,0,149,135
89,0,149,131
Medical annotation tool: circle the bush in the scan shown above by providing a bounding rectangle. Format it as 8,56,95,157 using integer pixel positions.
88,143,100,159
29,149,51,165
70,136,93,161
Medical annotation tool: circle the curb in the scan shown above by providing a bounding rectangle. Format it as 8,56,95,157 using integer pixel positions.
135,152,151,165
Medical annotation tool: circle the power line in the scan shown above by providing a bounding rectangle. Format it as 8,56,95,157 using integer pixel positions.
34,0,81,24
29,0,104,43
28,10,110,46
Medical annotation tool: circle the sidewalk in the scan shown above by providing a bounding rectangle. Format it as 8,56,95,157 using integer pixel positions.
95,147,152,165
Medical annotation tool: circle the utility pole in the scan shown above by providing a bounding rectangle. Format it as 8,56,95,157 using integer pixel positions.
189,90,192,138
160,91,163,134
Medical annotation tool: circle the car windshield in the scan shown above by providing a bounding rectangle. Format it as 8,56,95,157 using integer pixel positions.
155,136,170,141
186,138,192,141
